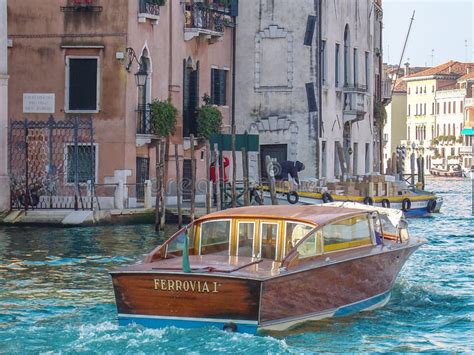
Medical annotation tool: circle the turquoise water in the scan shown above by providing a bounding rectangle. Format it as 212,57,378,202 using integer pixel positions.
0,178,473,353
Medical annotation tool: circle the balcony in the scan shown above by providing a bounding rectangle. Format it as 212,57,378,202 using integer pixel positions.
381,78,392,102
460,146,473,155
465,98,474,108
138,0,162,24
184,2,230,42
136,105,157,146
60,0,103,12
343,85,368,123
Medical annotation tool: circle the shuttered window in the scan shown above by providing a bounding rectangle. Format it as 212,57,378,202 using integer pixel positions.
67,58,99,111
211,68,227,106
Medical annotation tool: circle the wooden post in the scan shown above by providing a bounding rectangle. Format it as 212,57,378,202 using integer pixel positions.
266,155,278,205
154,139,162,231
421,156,425,189
174,143,182,228
242,147,250,206
190,134,196,221
256,152,263,204
205,140,211,214
160,140,166,230
410,152,416,187
220,146,226,208
214,144,221,211
335,142,347,179
231,127,237,208
391,152,397,176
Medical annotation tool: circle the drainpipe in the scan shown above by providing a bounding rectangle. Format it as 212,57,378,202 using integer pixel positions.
168,1,173,100
231,1,237,129
316,0,322,179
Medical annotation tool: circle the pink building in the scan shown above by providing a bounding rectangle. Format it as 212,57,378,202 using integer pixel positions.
7,0,234,208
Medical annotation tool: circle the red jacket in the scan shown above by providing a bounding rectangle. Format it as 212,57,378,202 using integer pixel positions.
210,156,230,183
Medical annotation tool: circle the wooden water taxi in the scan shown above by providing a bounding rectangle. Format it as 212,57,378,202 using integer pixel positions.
110,205,424,334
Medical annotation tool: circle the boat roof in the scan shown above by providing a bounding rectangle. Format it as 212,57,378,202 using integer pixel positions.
196,205,366,227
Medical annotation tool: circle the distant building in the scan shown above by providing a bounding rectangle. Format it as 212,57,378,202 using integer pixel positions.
383,78,407,170
235,0,386,181
7,0,234,208
460,72,474,169
403,61,474,173
0,0,8,213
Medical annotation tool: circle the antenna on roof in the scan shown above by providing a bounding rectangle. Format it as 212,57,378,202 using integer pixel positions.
430,49,435,66
391,10,415,99
465,40,469,62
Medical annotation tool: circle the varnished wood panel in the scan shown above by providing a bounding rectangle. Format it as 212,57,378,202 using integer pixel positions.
112,273,261,321
260,246,416,323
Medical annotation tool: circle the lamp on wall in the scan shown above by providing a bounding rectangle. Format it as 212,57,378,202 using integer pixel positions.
125,47,147,87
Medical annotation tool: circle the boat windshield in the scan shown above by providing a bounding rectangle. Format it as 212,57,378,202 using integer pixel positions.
199,219,231,255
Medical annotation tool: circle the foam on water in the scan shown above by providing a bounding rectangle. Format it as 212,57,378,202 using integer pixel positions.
0,178,473,353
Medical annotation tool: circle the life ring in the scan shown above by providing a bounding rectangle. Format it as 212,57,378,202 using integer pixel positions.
322,192,334,203
381,199,391,208
223,322,237,332
402,198,412,211
427,199,437,213
286,191,299,204
363,196,374,206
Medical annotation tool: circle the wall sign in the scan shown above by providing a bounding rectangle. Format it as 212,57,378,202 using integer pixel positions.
23,93,55,113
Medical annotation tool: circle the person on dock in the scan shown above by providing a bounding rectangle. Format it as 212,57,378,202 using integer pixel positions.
275,160,305,185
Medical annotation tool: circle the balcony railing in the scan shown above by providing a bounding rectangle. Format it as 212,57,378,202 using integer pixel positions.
136,105,153,135
460,146,474,155
60,0,103,12
139,0,161,16
184,2,229,41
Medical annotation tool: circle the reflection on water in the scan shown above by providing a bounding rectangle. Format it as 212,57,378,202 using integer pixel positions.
0,178,473,353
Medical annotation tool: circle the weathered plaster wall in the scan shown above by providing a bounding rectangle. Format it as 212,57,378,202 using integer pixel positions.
0,0,9,212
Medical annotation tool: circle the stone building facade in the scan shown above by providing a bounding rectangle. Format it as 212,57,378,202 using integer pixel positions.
0,0,8,212
7,0,234,207
235,0,384,181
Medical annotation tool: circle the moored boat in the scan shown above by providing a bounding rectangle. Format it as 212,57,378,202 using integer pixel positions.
110,205,424,334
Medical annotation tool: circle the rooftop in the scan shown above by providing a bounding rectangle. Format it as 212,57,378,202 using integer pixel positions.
405,61,474,79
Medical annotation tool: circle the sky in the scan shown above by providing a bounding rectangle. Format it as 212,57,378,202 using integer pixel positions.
383,0,474,67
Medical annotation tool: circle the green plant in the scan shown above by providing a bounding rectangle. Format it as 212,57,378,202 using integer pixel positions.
150,0,166,5
374,101,387,128
197,94,223,139
149,99,177,137
456,136,464,144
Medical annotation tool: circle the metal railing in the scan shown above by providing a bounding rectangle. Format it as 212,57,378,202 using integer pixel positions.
136,104,153,135
185,3,226,33
138,0,161,16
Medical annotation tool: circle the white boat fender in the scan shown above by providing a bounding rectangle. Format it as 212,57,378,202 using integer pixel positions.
364,197,374,206
402,198,412,211
382,198,391,208
322,192,334,203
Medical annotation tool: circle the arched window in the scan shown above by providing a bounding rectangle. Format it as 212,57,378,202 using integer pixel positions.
344,25,350,86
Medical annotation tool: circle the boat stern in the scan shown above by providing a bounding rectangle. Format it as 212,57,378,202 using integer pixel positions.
110,270,262,334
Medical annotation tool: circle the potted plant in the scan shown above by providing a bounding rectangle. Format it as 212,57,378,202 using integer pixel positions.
197,94,223,139
149,98,177,138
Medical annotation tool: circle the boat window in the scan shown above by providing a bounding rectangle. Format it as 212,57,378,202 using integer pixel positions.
296,230,322,258
166,227,195,255
322,214,373,252
200,220,231,255
260,223,279,260
285,222,314,255
237,222,255,257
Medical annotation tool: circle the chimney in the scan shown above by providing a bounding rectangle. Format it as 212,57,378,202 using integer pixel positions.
404,62,410,76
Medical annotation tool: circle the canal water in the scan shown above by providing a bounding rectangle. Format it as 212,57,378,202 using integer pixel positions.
0,178,472,353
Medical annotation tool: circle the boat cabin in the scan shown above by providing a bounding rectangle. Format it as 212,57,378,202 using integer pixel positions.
145,206,409,269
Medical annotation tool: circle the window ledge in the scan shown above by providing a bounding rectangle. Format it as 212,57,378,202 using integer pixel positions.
138,13,160,25
65,109,99,114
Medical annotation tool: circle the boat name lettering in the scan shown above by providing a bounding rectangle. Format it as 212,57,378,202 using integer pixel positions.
153,279,220,293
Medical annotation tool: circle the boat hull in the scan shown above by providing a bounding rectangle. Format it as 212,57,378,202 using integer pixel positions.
111,242,421,333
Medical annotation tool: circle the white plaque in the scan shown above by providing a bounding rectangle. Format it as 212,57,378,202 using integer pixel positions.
23,93,55,113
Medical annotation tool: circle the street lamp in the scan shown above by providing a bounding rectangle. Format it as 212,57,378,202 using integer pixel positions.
134,66,148,87
125,47,147,87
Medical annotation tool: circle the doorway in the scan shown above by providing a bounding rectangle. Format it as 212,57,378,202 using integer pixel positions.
136,157,150,201
260,144,288,179
183,59,199,137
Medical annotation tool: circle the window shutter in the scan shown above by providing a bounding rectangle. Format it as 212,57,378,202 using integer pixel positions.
69,58,98,111
304,15,317,46
211,69,216,104
305,82,318,112
220,70,227,106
